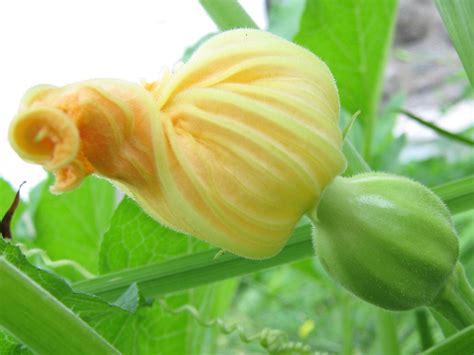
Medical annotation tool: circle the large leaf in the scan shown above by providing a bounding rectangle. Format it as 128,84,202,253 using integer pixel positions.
32,176,116,274
294,0,399,156
435,0,474,86
99,198,238,354
422,324,474,354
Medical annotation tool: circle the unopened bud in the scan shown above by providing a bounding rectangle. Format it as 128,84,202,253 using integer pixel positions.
312,173,459,310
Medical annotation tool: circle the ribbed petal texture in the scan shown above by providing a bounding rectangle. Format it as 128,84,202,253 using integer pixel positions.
9,29,346,258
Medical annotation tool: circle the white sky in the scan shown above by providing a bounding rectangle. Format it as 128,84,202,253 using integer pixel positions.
0,0,267,190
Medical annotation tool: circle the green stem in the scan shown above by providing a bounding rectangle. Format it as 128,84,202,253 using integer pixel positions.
73,226,314,301
430,308,457,337
415,309,434,350
0,257,118,355
341,296,353,355
199,0,258,30
399,109,474,146
376,310,400,355
431,175,474,215
431,262,474,330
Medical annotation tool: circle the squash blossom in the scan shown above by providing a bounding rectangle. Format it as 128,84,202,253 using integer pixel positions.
9,29,346,259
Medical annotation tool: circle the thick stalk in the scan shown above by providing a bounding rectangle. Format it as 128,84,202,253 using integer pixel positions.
415,309,434,350
341,296,353,355
376,310,400,355
0,257,118,354
199,0,258,30
431,262,474,330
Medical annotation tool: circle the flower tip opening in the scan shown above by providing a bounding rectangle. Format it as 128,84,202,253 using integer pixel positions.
49,161,88,193
9,107,87,192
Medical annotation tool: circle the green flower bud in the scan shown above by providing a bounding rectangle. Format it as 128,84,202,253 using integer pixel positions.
311,173,459,310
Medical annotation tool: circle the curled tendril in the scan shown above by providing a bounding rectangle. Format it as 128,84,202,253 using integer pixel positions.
157,298,312,354
16,243,95,279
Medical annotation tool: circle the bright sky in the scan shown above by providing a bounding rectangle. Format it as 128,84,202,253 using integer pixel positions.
0,0,267,190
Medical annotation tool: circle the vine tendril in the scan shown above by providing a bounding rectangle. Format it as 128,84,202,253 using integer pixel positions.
157,298,313,354
17,243,95,279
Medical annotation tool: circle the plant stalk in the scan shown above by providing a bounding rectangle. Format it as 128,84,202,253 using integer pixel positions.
415,309,434,350
0,257,118,354
74,225,314,301
376,310,401,355
431,262,474,330
341,296,353,355
199,0,258,30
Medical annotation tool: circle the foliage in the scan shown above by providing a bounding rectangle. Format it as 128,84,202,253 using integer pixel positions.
294,0,399,157
435,0,474,86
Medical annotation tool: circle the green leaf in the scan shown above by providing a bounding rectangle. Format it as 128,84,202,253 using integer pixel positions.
294,0,399,157
112,283,142,313
32,176,116,275
432,175,474,215
422,324,474,354
0,256,118,355
99,198,210,272
435,0,474,86
98,198,238,354
399,109,474,146
399,156,474,188
371,135,407,173
267,0,306,40
0,331,27,354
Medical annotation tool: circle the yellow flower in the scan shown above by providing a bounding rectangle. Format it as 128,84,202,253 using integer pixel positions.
9,29,345,259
